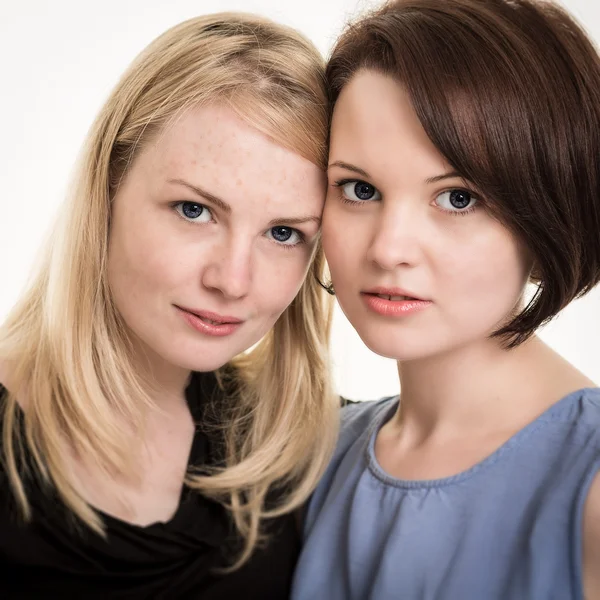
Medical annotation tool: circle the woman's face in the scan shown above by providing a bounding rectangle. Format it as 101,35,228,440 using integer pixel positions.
108,104,325,373
323,70,532,362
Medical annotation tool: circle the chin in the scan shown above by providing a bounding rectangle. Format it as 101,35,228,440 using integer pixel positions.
355,327,427,362
358,331,404,360
146,339,234,374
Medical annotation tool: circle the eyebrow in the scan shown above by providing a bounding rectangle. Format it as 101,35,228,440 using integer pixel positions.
266,215,321,227
424,171,462,184
328,163,463,186
169,178,231,213
168,177,321,227
327,161,371,178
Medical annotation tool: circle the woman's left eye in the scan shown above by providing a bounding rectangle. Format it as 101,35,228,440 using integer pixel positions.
266,226,303,247
174,201,213,223
435,189,478,213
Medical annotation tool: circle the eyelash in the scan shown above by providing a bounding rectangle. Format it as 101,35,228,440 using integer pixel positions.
332,179,481,216
171,201,306,249
332,179,376,207
272,228,306,251
436,188,481,216
446,203,477,217
172,201,214,224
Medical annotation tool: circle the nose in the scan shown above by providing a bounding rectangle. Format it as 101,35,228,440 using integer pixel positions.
201,235,253,300
366,200,422,271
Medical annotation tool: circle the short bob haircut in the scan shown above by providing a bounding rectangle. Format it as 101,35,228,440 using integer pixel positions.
327,0,600,346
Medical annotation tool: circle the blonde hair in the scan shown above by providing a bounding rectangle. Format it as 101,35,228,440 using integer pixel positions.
0,12,338,568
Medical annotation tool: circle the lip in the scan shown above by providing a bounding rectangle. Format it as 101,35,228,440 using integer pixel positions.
362,286,428,301
360,288,432,318
175,305,244,337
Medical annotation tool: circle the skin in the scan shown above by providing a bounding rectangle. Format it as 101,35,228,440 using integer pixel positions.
74,103,325,525
323,70,599,596
108,104,324,388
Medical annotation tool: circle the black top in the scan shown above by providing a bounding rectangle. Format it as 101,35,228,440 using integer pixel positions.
0,373,300,599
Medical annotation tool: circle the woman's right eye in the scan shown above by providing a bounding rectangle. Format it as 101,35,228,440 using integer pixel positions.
336,180,381,203
174,201,213,223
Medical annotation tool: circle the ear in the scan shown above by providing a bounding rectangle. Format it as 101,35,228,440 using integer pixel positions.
527,257,542,285
529,271,542,285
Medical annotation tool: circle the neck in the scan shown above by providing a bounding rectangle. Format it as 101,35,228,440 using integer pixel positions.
394,335,573,441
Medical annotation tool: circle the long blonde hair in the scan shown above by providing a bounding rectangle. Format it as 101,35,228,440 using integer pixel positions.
0,12,338,568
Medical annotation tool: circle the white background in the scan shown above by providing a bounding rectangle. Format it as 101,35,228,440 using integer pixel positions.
1,0,599,400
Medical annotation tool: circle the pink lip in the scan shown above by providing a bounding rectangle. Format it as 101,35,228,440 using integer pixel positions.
363,286,428,301
361,288,432,317
175,306,244,337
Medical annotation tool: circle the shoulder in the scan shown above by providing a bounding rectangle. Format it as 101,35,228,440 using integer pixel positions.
328,396,398,474
583,469,600,599
341,396,398,421
320,396,397,475
0,359,8,392
0,360,28,411
580,387,600,412
0,361,9,406
339,396,397,441
301,396,397,537
566,387,600,440
579,389,600,599
0,359,23,405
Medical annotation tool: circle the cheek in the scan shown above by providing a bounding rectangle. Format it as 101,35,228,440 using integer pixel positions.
253,249,314,317
321,205,363,282
439,228,530,321
107,208,186,304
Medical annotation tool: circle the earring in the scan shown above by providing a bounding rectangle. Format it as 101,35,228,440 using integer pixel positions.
316,276,335,295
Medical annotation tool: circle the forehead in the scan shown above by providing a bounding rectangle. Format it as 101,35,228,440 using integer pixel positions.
330,71,449,177
140,104,325,210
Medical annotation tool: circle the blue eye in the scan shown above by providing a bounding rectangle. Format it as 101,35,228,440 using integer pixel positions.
435,189,478,213
266,226,303,246
174,201,213,223
338,180,381,202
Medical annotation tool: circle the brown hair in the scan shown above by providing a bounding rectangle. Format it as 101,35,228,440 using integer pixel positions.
327,0,600,346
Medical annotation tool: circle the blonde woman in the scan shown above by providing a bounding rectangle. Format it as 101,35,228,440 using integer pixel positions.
0,13,337,598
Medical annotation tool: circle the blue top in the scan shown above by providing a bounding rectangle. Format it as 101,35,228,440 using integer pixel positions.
291,389,600,600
